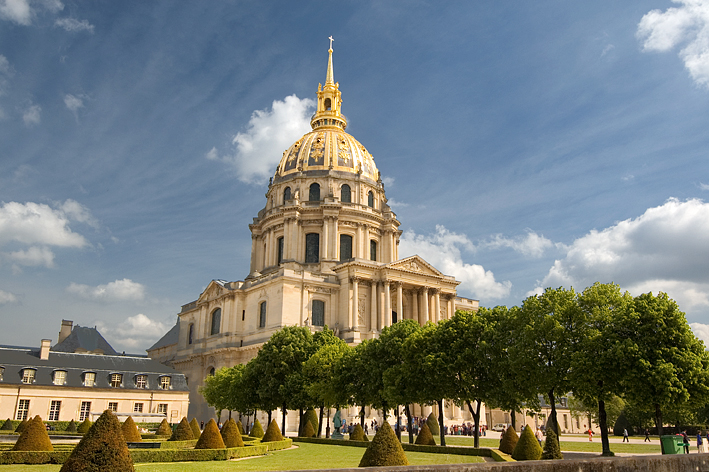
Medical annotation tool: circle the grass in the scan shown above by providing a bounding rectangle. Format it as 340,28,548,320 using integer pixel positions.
0,441,485,472
439,435,661,454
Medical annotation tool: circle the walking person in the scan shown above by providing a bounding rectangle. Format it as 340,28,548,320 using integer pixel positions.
623,428,629,442
682,431,690,454
588,428,593,442
644,428,650,442
536,427,543,446
698,431,705,453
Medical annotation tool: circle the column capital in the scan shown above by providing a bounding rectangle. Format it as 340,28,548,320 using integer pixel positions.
430,288,441,295
349,276,361,284
392,281,403,289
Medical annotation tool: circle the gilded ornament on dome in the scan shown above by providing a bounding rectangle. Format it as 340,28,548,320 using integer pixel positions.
338,149,351,165
308,133,326,165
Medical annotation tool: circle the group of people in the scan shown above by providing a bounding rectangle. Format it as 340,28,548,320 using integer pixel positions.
679,430,709,453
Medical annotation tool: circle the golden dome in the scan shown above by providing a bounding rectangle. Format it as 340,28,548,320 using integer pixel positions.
275,43,380,182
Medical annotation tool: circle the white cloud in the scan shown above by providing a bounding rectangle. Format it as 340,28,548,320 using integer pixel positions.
0,0,63,25
637,1,709,88
601,44,615,57
22,103,40,126
63,93,84,118
483,230,556,258
96,313,170,351
382,176,395,188
211,95,314,184
690,322,709,347
386,199,409,208
534,198,709,312
54,17,93,33
0,289,17,304
399,225,511,300
700,182,709,190
0,200,88,248
57,199,99,228
67,278,146,302
4,246,54,267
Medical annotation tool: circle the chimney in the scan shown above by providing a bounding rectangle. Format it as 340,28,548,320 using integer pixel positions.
58,319,73,344
40,339,51,360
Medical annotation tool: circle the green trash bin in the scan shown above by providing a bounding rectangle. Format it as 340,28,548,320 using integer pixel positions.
661,435,683,454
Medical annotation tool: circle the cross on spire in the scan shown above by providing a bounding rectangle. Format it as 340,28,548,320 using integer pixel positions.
329,36,334,50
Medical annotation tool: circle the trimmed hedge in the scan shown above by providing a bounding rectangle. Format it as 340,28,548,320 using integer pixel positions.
65,420,77,433
77,418,92,434
542,427,563,460
499,426,519,454
60,410,133,472
236,420,245,435
0,451,71,465
156,418,172,436
159,439,198,449
512,425,542,461
195,419,225,449
262,419,284,442
301,408,319,436
190,418,201,439
250,419,264,438
1,419,14,431
302,420,316,438
13,416,53,452
415,422,436,445
15,420,29,434
359,422,408,467
122,417,142,442
349,423,366,441
169,417,194,441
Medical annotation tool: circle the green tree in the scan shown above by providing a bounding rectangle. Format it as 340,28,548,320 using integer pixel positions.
622,291,709,442
200,367,232,422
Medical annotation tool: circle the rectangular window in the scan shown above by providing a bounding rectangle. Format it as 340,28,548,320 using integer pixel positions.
16,399,30,420
49,400,61,421
157,404,168,415
53,370,66,385
305,233,319,263
339,234,352,261
370,240,377,261
277,237,284,265
21,369,35,384
160,376,171,390
83,372,95,387
135,375,147,389
563,414,568,430
259,301,267,328
107,402,118,412
110,373,122,388
80,401,91,421
134,403,143,413
312,300,325,327
576,418,580,429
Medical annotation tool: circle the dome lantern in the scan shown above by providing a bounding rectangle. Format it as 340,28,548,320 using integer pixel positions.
311,40,347,131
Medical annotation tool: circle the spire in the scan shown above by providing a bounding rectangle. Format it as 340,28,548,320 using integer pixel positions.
325,36,335,86
311,37,347,130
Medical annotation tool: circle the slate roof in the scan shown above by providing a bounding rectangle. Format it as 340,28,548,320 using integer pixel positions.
51,325,118,355
147,318,180,352
0,345,188,392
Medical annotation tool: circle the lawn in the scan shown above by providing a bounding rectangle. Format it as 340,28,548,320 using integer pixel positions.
439,435,661,454
0,441,485,472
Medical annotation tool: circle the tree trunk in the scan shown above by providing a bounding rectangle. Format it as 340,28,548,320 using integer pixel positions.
396,405,401,441
467,400,481,449
598,399,612,456
547,388,559,436
405,405,413,444
437,399,446,446
268,410,272,425
298,408,304,436
361,406,365,426
510,409,516,429
383,403,388,422
318,404,324,438
281,402,287,435
229,410,232,420
654,403,664,453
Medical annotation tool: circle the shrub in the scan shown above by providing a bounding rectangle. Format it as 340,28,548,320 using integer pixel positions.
12,416,53,452
15,420,29,434
541,426,563,460
349,423,366,441
250,419,264,438
302,420,316,438
262,419,284,442
236,420,245,436
220,419,244,448
358,422,408,467
415,422,436,445
190,418,201,439
1,419,14,431
169,417,194,441
425,413,439,436
60,410,134,472
77,419,92,434
121,417,142,443
499,426,518,454
156,419,172,436
512,425,542,461
303,408,319,436
613,411,633,436
194,419,225,449
65,420,77,433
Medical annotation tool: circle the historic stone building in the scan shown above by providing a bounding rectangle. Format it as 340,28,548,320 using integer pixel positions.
148,45,479,428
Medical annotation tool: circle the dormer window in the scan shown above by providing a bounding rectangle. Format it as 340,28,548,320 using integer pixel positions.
160,376,171,390
135,374,147,389
21,368,35,384
0,366,4,381
110,373,123,388
53,370,67,386
83,372,95,387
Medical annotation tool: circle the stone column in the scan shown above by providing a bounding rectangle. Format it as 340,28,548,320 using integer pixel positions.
370,282,378,333
384,282,391,327
421,288,429,324
323,216,329,260
250,235,258,273
332,218,338,260
363,225,370,260
396,283,403,323
433,290,441,323
351,277,359,331
412,289,419,324
447,295,454,320
357,224,364,259
378,282,385,330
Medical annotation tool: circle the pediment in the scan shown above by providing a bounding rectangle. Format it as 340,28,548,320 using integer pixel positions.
197,280,229,303
386,255,444,277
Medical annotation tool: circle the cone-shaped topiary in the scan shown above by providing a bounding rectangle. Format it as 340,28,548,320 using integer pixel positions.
60,410,134,472
236,420,245,436
358,422,408,467
195,418,225,449
190,418,201,439
541,426,563,460
250,418,264,438
220,418,244,447
169,417,194,441
415,422,436,445
12,415,53,451
15,419,29,434
302,420,316,438
66,419,78,433
302,408,319,436
121,417,142,442
349,423,366,441
1,418,14,431
156,418,172,436
512,425,542,461
499,426,519,454
262,419,284,442
425,412,439,436
77,418,92,434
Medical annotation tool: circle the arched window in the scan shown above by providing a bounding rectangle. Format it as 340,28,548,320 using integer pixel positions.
340,234,353,261
283,187,291,203
367,191,374,208
277,237,284,265
188,323,194,344
370,240,377,261
305,233,320,263
259,301,267,328
312,300,325,327
209,367,215,376
324,98,331,110
309,183,320,202
341,184,351,203
210,308,221,336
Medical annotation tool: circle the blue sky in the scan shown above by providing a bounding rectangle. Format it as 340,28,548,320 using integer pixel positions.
2,0,709,352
